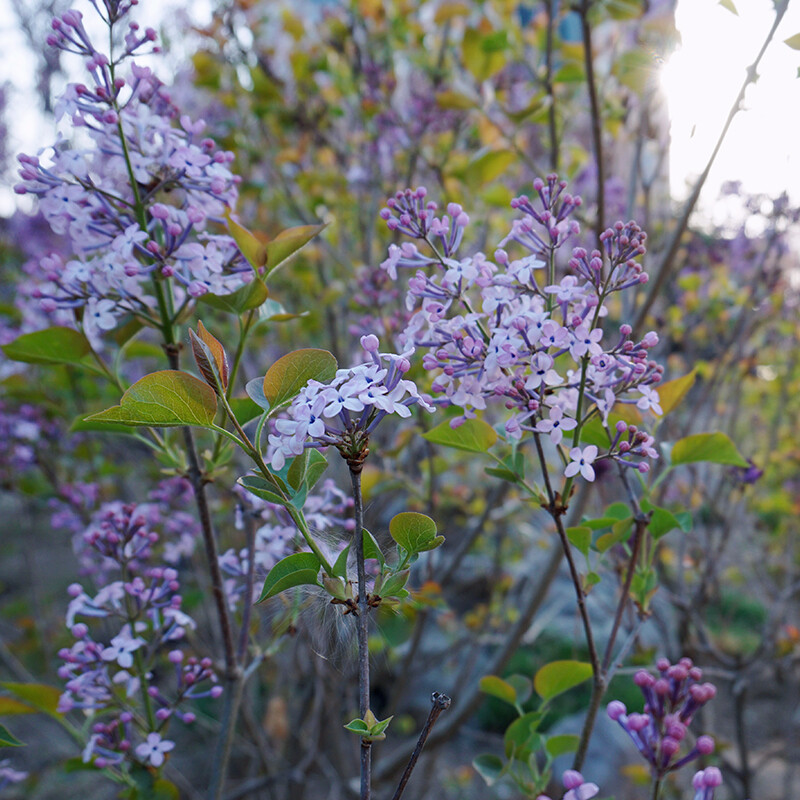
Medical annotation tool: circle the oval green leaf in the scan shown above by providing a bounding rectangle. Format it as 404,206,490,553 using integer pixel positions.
422,417,497,453
84,371,217,428
1,327,92,367
545,733,580,758
263,349,337,409
257,552,321,603
389,512,439,554
671,432,748,467
534,660,593,701
479,675,517,706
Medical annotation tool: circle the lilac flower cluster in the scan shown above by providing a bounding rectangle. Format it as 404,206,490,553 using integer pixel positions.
379,175,663,479
51,478,199,580
537,770,599,800
14,4,250,339
607,657,717,779
268,335,433,470
221,479,353,608
56,483,217,770
0,401,62,486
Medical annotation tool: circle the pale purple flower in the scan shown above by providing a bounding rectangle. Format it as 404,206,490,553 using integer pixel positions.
135,732,175,767
536,406,577,445
565,445,598,481
636,385,663,415
101,625,146,668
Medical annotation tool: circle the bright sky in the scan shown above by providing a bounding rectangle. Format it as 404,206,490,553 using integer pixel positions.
661,0,800,213
0,0,798,217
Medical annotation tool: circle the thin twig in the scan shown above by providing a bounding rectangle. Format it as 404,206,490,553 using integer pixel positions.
391,692,452,800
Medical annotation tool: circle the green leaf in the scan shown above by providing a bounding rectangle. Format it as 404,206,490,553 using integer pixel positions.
506,674,532,706
229,396,262,425
0,697,38,715
655,371,696,416
378,570,410,598
389,512,442,554
69,416,137,435
198,279,269,314
459,150,515,188
332,544,350,579
473,754,505,786
533,661,593,701
0,683,62,716
579,418,612,448
245,378,270,411
85,371,217,428
256,298,309,325
504,711,544,760
582,516,619,530
224,208,266,269
1,327,92,367
566,526,592,558
343,719,370,734
422,417,497,453
462,27,507,81
479,675,517,706
266,224,328,275
305,449,328,490
262,349,337,409
785,33,800,50
640,499,681,540
545,734,580,758
362,529,385,568
604,502,630,520
613,50,653,93
257,552,321,602
671,432,748,467
435,89,476,110
0,724,24,747
719,0,738,12
238,475,287,506
287,450,309,491
596,517,633,552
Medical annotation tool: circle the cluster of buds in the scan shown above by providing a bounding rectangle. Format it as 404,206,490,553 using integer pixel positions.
607,657,716,779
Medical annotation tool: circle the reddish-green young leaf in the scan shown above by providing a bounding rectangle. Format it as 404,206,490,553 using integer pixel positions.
534,661,593,701
262,349,337,409
265,223,328,275
671,432,748,467
190,321,229,393
257,552,321,602
422,417,497,453
1,327,92,367
84,371,217,427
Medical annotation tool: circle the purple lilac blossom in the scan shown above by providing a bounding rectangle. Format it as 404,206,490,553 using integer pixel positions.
14,4,251,340
56,480,217,769
537,770,599,800
606,656,717,779
379,175,663,479
267,335,433,470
